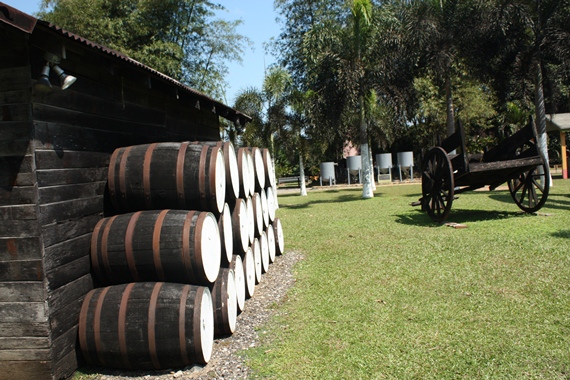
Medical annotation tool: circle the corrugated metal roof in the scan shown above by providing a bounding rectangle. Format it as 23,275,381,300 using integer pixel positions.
547,113,570,132
0,1,251,124
0,2,37,32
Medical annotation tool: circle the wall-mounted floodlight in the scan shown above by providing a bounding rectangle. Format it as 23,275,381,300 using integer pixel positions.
35,63,53,92
33,51,77,92
52,64,76,90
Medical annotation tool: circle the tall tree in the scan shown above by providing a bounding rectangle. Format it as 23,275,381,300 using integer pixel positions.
288,88,314,196
273,0,344,89
405,0,466,137
233,66,292,175
480,0,570,165
38,0,251,100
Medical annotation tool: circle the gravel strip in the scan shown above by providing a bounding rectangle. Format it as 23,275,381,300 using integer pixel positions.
89,250,302,380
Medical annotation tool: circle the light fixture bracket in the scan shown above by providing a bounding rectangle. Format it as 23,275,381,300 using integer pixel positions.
43,51,61,65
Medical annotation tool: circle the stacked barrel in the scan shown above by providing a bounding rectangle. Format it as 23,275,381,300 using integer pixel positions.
78,141,285,371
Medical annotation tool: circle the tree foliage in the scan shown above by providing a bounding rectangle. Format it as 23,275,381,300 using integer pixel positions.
271,0,569,170
38,0,251,100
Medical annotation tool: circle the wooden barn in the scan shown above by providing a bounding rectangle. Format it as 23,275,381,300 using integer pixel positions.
0,3,250,379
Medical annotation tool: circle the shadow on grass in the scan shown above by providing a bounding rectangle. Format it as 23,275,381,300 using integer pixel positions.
486,190,516,205
552,230,570,239
487,186,570,211
278,190,362,209
544,193,570,211
395,207,527,227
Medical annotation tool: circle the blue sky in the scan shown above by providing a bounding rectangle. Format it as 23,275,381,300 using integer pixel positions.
3,0,280,105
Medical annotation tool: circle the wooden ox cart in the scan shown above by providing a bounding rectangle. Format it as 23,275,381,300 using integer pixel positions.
420,120,550,223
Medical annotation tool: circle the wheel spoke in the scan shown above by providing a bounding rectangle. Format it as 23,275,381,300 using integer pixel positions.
512,178,524,192
519,183,527,204
432,193,439,210
531,175,545,193
436,193,445,214
528,182,537,208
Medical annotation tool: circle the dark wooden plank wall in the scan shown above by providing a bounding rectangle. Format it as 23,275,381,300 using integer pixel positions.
27,32,221,379
0,29,52,379
1,23,223,379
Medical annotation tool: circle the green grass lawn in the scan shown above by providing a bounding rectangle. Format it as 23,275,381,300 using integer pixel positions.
246,178,570,379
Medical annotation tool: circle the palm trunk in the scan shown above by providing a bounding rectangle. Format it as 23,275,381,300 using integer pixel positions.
535,60,552,186
533,0,551,185
354,2,373,199
299,154,307,196
369,147,376,191
360,93,374,199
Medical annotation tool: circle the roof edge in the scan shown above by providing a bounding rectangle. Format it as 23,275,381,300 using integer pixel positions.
0,1,251,125
0,2,37,33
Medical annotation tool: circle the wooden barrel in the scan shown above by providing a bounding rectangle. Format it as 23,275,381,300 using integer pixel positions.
245,149,255,197
273,218,285,256
241,247,255,299
250,147,265,191
236,148,251,198
259,230,269,274
262,148,276,188
252,237,262,284
91,210,221,286
245,196,254,245
251,192,263,238
266,224,276,264
217,203,233,266
230,198,249,255
265,186,276,223
78,282,214,369
210,268,237,336
108,142,226,214
260,189,269,229
228,254,246,312
191,141,240,200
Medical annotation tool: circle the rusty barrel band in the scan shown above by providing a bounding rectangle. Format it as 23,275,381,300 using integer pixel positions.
182,211,197,283
193,286,205,362
118,146,133,211
148,282,163,369
218,270,229,328
198,145,208,209
176,142,190,209
124,211,142,282
90,218,106,283
94,287,111,367
208,146,220,212
143,143,158,209
237,148,246,197
118,283,135,369
101,216,118,281
108,148,121,210
179,285,191,365
193,212,207,282
78,289,96,364
152,210,169,281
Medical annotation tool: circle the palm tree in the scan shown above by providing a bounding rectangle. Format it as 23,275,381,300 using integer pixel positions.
352,0,375,198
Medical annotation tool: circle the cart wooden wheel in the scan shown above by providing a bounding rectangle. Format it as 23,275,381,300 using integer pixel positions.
421,147,455,223
507,162,550,213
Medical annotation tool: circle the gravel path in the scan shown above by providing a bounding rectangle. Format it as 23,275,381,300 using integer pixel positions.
88,250,302,380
